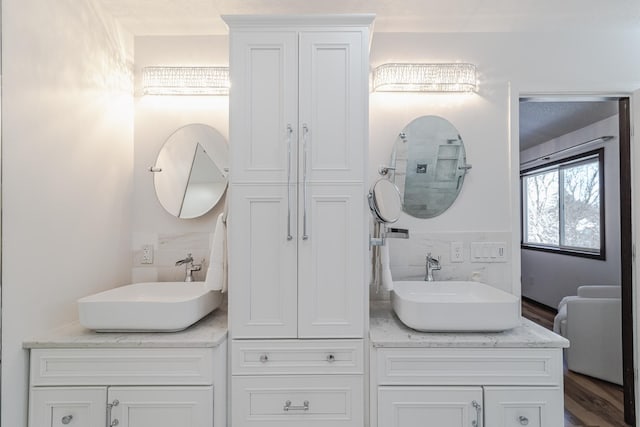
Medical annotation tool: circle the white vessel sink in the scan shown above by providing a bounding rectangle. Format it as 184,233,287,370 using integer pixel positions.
78,282,223,332
391,281,520,332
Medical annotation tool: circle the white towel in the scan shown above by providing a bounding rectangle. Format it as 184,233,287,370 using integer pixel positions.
205,213,228,292
380,243,393,292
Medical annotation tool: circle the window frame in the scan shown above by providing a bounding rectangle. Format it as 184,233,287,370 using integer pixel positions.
520,148,605,260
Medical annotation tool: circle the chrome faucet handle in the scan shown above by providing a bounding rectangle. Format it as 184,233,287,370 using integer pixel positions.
175,253,194,266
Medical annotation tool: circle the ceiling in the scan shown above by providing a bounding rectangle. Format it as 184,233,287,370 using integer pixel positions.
519,101,618,151
96,0,640,35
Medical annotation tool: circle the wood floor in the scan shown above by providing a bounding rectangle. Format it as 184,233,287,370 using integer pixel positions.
521,298,627,426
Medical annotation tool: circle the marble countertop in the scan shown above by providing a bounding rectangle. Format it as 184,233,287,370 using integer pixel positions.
370,300,569,348
23,306,228,349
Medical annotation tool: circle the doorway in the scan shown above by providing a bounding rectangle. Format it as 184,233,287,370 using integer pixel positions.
518,96,634,425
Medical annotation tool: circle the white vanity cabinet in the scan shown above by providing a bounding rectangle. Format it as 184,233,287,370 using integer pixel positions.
369,303,570,427
226,14,373,340
372,347,565,427
25,315,228,427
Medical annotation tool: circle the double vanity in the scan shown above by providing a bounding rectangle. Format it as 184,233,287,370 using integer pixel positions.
23,13,568,427
23,281,567,427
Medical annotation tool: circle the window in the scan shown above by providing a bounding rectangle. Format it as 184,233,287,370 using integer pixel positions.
521,149,604,259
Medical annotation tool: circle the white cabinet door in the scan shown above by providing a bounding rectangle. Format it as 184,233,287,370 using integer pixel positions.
298,183,365,338
29,387,106,427
108,386,213,427
299,31,366,183
484,386,563,427
229,184,298,338
229,31,298,184
378,386,483,427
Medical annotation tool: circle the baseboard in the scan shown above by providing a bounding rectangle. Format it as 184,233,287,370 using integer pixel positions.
522,296,558,314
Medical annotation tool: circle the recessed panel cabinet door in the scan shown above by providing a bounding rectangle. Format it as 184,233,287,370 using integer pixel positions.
378,386,483,427
29,387,107,427
298,31,366,183
483,386,563,427
229,31,298,184
108,386,213,427
229,184,298,339
298,184,365,338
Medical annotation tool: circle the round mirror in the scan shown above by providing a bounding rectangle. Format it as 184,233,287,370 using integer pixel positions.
153,124,229,219
389,116,470,219
368,179,402,223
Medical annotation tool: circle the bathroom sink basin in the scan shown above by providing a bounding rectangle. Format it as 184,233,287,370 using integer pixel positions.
78,282,223,332
391,281,520,332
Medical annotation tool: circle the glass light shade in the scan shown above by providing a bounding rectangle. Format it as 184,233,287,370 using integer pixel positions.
372,63,477,93
142,67,230,95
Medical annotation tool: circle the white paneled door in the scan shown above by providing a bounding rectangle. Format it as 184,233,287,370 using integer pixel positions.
229,25,367,340
298,183,365,338
30,387,106,427
229,184,298,339
378,387,483,427
108,387,213,427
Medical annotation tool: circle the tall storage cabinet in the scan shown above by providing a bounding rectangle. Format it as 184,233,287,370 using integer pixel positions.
225,14,374,427
226,15,372,340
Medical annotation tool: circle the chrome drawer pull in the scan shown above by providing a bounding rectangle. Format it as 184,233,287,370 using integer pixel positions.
283,400,309,412
259,354,269,363
519,416,529,425
326,354,336,363
61,415,73,425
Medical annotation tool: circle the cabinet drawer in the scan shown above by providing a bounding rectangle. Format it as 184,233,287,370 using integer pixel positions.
377,348,562,386
232,375,363,426
30,348,215,386
231,339,363,375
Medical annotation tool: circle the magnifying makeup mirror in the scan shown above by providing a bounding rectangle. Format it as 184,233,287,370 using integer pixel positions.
368,178,402,224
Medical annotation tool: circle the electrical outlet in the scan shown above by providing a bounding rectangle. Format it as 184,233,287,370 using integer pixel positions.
450,241,464,263
141,244,154,264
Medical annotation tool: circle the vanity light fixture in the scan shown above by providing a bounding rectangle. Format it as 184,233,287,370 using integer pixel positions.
372,63,477,93
142,66,230,95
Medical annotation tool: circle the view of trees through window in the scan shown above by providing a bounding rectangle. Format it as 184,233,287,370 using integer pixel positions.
522,152,601,254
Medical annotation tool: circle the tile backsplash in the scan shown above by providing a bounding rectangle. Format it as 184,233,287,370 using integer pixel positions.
132,232,213,283
371,231,512,300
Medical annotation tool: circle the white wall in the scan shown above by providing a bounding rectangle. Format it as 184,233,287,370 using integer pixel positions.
368,31,640,297
1,0,134,425
521,116,621,307
132,36,228,282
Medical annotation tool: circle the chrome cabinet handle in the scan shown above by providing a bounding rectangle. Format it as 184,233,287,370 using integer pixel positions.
283,400,309,412
471,400,482,427
61,415,73,425
326,354,336,363
286,124,293,241
259,354,269,363
107,399,119,427
302,124,309,240
519,415,529,425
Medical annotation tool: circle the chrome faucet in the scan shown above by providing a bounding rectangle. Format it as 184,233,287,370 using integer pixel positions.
175,253,202,282
425,253,441,282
